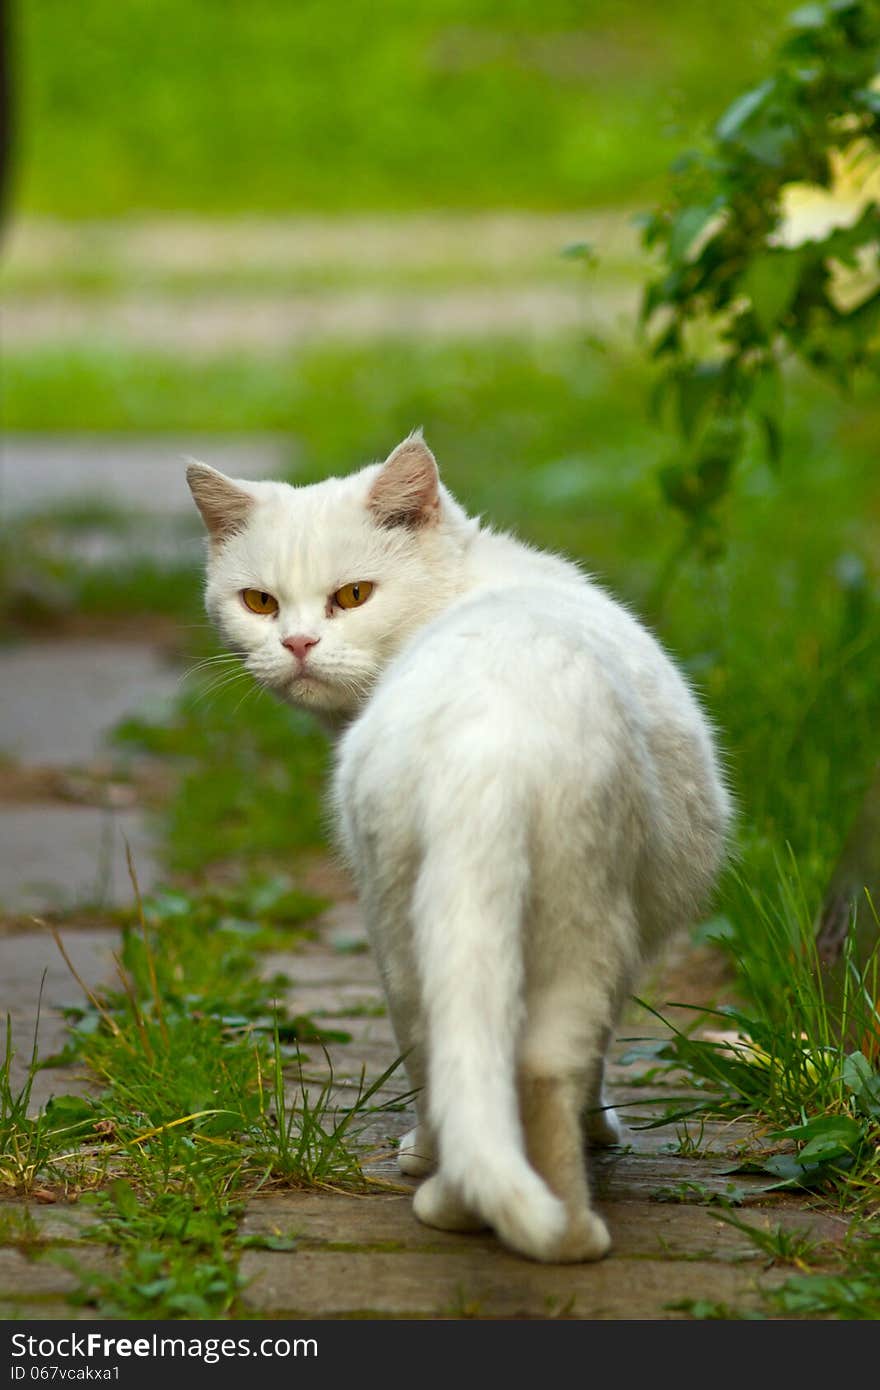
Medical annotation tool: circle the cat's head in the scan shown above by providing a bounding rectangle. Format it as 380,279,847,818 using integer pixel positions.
187,433,475,719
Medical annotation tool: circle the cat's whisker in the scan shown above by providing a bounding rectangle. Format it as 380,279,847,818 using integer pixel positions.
178,654,241,686
182,650,239,665
178,658,240,686
191,669,251,708
185,671,243,700
231,681,262,717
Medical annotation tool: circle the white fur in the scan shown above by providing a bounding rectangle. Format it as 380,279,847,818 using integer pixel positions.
190,436,732,1263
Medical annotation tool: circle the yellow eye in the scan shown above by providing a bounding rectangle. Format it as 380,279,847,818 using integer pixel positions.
241,589,279,615
334,581,374,610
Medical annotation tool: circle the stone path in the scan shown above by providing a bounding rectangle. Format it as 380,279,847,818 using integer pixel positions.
2,211,643,354
232,899,847,1319
0,929,121,1109
2,286,635,355
0,882,851,1320
0,640,180,914
0,432,289,912
1,435,291,520
2,212,642,279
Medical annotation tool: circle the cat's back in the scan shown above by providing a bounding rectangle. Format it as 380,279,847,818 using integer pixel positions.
336,569,713,811
334,557,729,945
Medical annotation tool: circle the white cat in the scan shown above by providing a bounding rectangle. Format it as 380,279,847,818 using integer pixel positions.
187,433,731,1263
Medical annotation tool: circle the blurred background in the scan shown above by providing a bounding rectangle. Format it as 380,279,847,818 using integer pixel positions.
0,0,878,959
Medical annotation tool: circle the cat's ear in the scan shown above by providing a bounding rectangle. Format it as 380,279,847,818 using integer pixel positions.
368,433,440,530
186,461,254,542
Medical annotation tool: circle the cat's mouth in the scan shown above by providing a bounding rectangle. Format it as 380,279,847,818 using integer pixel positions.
285,668,334,701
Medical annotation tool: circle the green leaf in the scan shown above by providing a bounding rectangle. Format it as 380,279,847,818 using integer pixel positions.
133,1278,173,1300
781,1113,864,1162
749,363,784,465
108,1180,139,1220
761,1153,816,1182
668,205,717,264
743,253,803,333
759,412,783,466
856,85,880,116
652,324,682,359
43,1095,96,1128
799,1132,859,1162
237,1233,298,1251
716,81,774,142
676,363,724,441
842,1051,880,1118
842,1050,874,1092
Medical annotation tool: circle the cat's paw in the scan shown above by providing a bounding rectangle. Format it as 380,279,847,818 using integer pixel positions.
397,1125,436,1177
585,1104,624,1147
546,1208,612,1264
487,1172,569,1262
413,1175,486,1232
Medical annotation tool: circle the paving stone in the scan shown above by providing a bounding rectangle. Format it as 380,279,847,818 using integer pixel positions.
0,1247,114,1298
238,1245,787,1319
0,1301,103,1320
0,641,182,766
0,639,182,914
3,287,634,357
299,1037,401,1083
310,1014,393,1045
240,1185,846,1270
0,805,159,914
0,1202,95,1243
238,1191,743,1263
1,435,290,518
592,1150,774,1204
4,212,638,279
282,984,387,1018
261,912,378,990
0,928,120,1105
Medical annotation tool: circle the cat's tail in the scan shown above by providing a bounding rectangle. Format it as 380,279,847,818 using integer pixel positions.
408,758,568,1262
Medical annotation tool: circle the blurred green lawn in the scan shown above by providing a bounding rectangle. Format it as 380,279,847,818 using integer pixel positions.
17,0,794,214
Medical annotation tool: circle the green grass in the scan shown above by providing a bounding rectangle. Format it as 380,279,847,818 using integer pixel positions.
630,874,880,1205
114,690,330,876
0,875,405,1318
766,1224,880,1318
680,1211,880,1318
14,0,798,215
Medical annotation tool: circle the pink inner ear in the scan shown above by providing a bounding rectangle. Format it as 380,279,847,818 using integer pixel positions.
187,463,254,542
368,437,440,529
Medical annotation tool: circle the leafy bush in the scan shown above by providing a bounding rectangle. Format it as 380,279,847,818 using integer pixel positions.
641,0,880,556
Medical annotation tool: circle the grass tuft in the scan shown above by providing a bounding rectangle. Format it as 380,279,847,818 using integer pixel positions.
0,872,406,1317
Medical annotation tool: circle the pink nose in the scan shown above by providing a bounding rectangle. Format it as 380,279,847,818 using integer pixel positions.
282,634,320,663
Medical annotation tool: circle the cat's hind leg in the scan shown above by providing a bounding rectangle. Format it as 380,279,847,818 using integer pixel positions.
583,1029,625,1147
397,1124,436,1177
360,894,438,1179
518,1070,611,1262
382,1006,437,1179
517,988,615,1262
